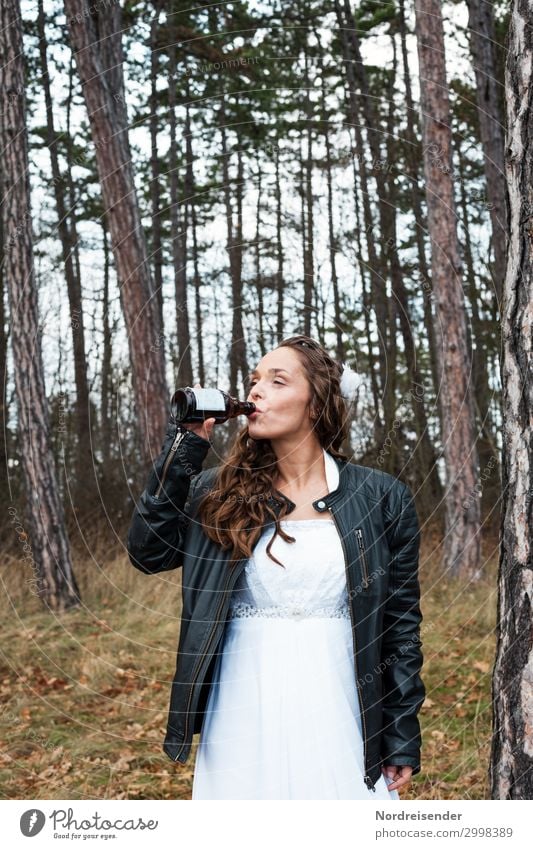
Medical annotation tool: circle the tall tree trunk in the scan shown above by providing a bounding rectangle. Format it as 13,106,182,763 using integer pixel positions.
302,47,314,337
316,44,343,362
490,0,533,799
335,1,387,445
386,34,442,499
414,0,481,579
274,144,284,343
168,36,193,386
0,0,79,611
186,105,205,387
0,167,9,501
100,220,113,469
335,2,390,353
254,151,266,356
220,96,248,398
66,50,82,293
150,0,165,331
455,135,501,495
466,0,507,306
189,157,205,387
348,122,382,439
37,0,96,510
299,138,308,332
64,0,167,466
398,0,440,401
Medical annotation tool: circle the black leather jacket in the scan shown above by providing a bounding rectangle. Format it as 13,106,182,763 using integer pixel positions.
126,420,425,792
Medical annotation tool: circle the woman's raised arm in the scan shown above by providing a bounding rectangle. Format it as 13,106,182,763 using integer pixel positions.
126,416,212,575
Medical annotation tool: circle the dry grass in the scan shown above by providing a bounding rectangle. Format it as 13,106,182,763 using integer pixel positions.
0,523,498,800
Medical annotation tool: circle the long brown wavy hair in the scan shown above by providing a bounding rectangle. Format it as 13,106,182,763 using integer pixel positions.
197,335,351,567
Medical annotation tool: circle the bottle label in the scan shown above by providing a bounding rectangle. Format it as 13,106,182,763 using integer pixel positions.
192,388,226,412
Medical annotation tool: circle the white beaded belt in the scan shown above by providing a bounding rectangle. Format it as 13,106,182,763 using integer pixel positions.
228,601,351,621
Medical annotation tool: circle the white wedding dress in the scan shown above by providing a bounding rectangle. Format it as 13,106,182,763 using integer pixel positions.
192,450,399,800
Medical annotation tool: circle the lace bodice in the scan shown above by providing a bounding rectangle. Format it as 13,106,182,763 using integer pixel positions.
228,518,351,621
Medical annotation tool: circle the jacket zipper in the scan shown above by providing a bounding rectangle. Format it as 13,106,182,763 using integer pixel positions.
331,513,376,792
155,429,188,499
171,560,246,761
355,528,369,589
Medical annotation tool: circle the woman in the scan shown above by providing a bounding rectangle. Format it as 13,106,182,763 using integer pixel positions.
127,335,425,800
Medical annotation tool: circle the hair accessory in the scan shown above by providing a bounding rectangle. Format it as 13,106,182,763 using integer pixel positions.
339,361,363,403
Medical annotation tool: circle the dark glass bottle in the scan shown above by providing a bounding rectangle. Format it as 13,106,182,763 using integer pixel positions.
171,387,256,423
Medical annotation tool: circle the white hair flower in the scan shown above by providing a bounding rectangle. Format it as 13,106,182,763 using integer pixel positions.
339,362,363,403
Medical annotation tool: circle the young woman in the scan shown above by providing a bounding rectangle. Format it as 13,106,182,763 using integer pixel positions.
127,335,425,800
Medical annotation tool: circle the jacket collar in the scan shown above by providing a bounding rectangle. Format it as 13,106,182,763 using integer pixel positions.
267,448,346,515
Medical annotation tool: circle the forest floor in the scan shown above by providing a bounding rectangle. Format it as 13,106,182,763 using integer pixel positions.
0,521,499,801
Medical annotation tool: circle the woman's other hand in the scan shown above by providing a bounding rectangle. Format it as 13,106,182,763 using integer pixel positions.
381,763,413,792
178,383,216,442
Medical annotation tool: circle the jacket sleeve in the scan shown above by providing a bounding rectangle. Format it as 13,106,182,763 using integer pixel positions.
380,481,426,774
126,419,211,574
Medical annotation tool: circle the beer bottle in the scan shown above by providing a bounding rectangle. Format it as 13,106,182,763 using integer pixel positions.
171,387,256,424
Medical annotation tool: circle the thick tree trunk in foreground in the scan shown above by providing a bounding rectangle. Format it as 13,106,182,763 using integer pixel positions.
490,0,533,799
0,0,79,611
414,0,481,580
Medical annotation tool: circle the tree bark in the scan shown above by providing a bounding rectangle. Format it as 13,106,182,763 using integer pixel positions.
335,0,388,446
302,46,315,337
0,167,9,502
414,0,481,579
455,134,501,498
100,220,113,469
65,50,82,293
37,0,96,510
0,0,79,611
150,0,165,332
274,144,285,343
398,0,440,401
346,105,383,441
490,0,533,799
316,41,344,362
64,0,167,466
189,145,205,387
466,0,507,306
386,33,442,500
254,151,266,356
220,96,248,397
168,37,193,386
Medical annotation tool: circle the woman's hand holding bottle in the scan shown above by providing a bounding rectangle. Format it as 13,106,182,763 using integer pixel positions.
178,383,217,442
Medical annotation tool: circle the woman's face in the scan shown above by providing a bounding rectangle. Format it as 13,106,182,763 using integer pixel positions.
245,347,316,442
